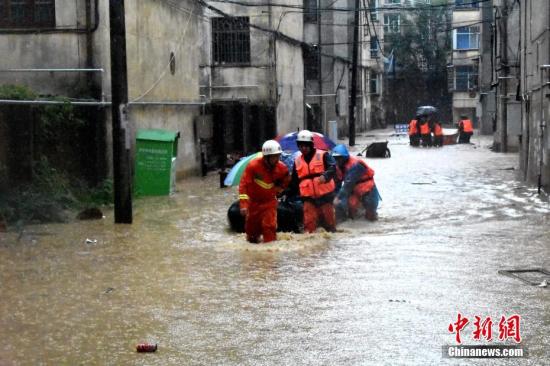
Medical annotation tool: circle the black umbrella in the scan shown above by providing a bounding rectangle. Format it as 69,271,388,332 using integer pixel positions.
416,105,437,116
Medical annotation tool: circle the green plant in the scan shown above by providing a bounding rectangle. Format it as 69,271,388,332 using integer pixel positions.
0,84,36,100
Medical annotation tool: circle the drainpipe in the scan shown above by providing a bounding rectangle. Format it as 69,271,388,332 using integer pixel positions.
317,0,323,132
501,0,508,152
85,0,95,93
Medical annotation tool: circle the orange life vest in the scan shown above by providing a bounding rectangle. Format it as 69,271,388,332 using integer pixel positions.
408,120,418,135
295,150,335,198
460,119,474,133
433,123,443,136
419,122,430,135
336,156,375,196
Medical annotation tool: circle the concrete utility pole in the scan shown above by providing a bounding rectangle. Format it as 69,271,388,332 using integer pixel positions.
109,0,133,223
500,0,509,152
348,0,360,146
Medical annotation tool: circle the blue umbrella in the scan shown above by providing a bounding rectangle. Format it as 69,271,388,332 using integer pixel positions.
275,131,336,152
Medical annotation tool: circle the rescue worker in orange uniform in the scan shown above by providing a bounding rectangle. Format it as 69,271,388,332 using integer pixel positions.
239,140,290,243
332,144,380,222
288,130,337,233
458,116,474,143
419,117,432,147
408,117,420,146
432,121,443,147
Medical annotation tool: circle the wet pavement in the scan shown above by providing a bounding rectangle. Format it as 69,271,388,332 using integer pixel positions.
1,130,549,365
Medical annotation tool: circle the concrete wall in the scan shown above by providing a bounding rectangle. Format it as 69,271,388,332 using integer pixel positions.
0,0,90,95
123,0,202,177
0,0,203,179
479,1,495,135
275,39,304,134
199,1,304,136
518,0,550,191
492,0,521,152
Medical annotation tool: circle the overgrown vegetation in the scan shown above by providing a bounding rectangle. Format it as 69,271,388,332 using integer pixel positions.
0,85,110,225
0,158,112,224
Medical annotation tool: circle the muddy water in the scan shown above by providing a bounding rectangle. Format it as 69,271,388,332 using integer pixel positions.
1,133,549,365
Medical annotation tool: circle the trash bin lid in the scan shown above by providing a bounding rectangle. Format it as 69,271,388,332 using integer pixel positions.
137,129,179,142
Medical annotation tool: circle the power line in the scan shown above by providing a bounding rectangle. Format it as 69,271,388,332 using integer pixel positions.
208,0,492,13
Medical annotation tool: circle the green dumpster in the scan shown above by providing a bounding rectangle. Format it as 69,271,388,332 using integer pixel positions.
135,129,180,196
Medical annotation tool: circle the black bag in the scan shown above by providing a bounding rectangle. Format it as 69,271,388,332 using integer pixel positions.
227,199,304,234
365,141,391,158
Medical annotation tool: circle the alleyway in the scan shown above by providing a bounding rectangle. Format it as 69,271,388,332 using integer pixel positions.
0,130,549,365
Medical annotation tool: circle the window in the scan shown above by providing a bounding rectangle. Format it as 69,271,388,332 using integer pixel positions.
455,0,479,9
304,0,318,23
455,26,480,50
383,14,400,33
369,71,379,94
212,17,251,65
370,0,378,22
450,65,478,91
303,45,319,80
370,36,379,58
384,0,400,4
0,0,55,28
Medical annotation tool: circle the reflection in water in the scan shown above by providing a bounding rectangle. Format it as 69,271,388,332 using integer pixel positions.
0,134,549,365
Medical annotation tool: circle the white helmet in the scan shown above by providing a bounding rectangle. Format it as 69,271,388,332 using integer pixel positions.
296,130,314,143
262,140,283,156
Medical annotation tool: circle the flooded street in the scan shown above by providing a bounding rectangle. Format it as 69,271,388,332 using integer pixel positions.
1,131,549,365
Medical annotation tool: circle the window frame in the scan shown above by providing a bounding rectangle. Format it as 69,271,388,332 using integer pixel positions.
370,36,379,58
454,26,480,50
211,16,251,66
370,0,378,22
0,0,55,28
451,65,479,91
383,13,400,33
455,0,479,9
369,71,379,94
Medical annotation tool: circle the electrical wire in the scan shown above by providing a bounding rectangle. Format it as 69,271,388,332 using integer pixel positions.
207,0,492,13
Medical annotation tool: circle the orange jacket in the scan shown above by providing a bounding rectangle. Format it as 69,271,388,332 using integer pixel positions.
295,150,336,198
419,122,430,135
336,156,375,197
460,119,473,133
408,120,418,135
239,157,289,210
433,122,443,136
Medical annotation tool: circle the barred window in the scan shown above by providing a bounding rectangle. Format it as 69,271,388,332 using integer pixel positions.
212,16,251,65
0,0,55,28
303,45,319,80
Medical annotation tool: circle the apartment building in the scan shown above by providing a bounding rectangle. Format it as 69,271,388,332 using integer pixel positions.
447,0,482,126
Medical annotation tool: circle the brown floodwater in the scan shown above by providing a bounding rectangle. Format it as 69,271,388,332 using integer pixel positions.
1,132,549,365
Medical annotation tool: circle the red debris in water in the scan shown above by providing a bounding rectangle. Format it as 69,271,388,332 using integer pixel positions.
136,343,157,353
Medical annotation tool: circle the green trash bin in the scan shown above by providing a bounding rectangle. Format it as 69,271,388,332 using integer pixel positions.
135,129,180,196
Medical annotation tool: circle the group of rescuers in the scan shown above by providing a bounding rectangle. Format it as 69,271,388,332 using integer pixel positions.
238,130,380,244
408,114,474,147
